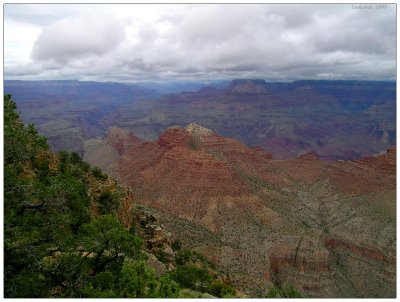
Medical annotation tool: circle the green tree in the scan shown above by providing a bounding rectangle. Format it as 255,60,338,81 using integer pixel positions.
58,151,70,174
4,95,62,297
97,190,117,214
80,271,118,298
92,166,107,180
79,215,143,275
173,265,212,292
70,152,83,165
118,259,158,298
157,275,181,298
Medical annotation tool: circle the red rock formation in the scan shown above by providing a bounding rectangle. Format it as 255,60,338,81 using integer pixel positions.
117,123,264,197
269,239,330,276
326,146,396,194
200,134,273,163
85,124,395,298
324,236,390,264
157,126,190,149
107,126,143,155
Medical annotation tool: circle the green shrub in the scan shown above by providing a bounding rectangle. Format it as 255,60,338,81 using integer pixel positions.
207,280,235,298
175,249,195,266
58,151,70,174
97,190,116,214
81,161,91,172
92,271,115,290
172,265,212,292
92,167,107,180
178,288,204,298
70,152,83,165
172,240,182,251
266,284,302,298
118,259,158,298
157,275,180,298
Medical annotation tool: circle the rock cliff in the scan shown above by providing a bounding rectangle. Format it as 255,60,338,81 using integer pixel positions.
84,124,396,297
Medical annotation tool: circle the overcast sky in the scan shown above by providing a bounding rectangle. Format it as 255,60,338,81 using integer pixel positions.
4,4,396,82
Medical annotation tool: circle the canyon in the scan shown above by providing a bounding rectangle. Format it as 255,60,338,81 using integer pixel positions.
5,79,396,297
83,123,396,297
5,79,396,160
106,79,396,160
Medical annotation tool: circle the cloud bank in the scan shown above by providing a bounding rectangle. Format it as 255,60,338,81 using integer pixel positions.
4,4,396,82
31,13,125,63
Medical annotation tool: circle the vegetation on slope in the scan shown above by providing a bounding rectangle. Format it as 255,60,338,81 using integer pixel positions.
3,95,236,298
266,284,302,298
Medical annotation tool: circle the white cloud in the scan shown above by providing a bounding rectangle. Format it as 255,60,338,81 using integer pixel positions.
31,13,125,63
4,4,396,82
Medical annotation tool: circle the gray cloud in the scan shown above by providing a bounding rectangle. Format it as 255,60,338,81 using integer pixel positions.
4,4,396,82
31,13,125,63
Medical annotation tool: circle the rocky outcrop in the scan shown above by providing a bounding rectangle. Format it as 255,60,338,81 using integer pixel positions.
268,238,333,295
133,210,175,267
185,123,213,137
107,126,143,155
157,126,189,149
266,233,396,297
324,236,391,264
323,234,396,297
146,253,168,277
85,173,136,228
83,127,143,174
269,239,330,276
116,124,254,203
158,146,249,197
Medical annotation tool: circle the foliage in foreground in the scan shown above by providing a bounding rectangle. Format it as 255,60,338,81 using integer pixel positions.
4,95,180,298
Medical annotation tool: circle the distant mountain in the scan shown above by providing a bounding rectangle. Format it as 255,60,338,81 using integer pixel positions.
4,79,396,160
4,80,159,154
135,80,217,94
105,79,395,160
84,123,396,297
